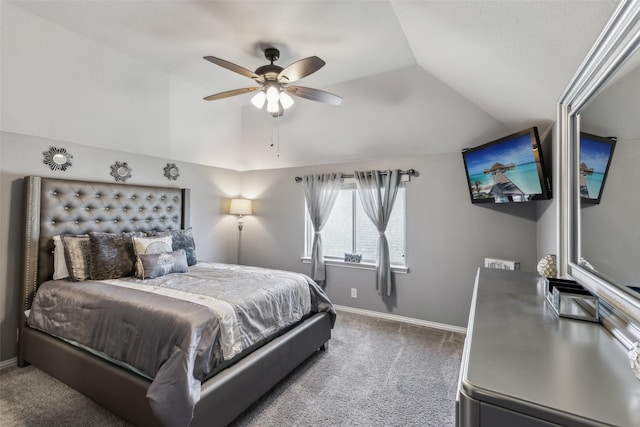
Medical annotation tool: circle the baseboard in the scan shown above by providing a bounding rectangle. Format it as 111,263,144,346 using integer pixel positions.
0,357,17,370
334,305,467,334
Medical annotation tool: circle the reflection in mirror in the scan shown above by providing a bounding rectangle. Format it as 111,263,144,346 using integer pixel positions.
52,153,67,165
558,0,640,346
579,62,640,299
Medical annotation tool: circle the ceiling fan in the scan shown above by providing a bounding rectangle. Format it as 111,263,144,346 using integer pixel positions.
203,47,342,117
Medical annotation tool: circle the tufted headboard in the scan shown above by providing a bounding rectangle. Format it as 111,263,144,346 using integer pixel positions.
21,176,190,321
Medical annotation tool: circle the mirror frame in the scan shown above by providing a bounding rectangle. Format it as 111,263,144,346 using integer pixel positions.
558,0,640,347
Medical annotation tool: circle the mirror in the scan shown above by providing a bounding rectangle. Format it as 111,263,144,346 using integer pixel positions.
164,163,180,181
52,153,67,164
110,161,132,182
559,0,640,344
42,146,73,171
579,58,640,293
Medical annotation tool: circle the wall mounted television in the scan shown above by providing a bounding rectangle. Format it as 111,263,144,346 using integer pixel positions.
462,127,551,204
579,132,616,204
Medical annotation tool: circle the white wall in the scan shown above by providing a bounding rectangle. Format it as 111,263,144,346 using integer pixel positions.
239,155,540,328
0,3,242,169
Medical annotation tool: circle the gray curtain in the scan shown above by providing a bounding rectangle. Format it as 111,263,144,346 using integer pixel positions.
354,169,401,296
302,173,344,283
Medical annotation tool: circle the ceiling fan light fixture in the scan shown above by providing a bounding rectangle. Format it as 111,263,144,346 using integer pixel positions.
280,91,294,109
266,101,280,113
203,48,342,118
266,84,280,103
250,91,266,109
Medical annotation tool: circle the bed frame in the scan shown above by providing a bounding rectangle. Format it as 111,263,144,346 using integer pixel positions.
18,176,332,427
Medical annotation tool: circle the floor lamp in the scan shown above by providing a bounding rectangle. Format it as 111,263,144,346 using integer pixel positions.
229,198,252,264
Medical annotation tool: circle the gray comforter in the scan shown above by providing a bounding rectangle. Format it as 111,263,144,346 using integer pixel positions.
28,262,335,427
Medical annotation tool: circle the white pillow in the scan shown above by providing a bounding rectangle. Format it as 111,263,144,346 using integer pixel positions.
52,235,69,280
132,235,173,278
133,235,173,256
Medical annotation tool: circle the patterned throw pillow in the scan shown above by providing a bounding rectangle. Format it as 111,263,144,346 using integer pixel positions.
61,235,90,281
133,235,173,256
137,249,189,279
133,236,173,278
88,231,144,280
151,228,197,266
344,253,362,263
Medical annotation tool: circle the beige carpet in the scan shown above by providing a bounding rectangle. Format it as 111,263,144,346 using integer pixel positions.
1,311,464,427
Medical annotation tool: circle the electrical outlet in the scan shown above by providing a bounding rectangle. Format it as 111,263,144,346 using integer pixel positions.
350,288,357,298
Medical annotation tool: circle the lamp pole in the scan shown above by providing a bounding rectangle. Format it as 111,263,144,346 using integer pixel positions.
237,215,244,264
229,198,252,265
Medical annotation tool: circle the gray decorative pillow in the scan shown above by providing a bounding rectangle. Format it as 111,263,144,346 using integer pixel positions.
151,228,197,266
137,249,189,279
344,253,362,263
88,231,144,280
61,235,90,281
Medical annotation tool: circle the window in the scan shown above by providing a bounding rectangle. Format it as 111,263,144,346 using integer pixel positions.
305,184,406,266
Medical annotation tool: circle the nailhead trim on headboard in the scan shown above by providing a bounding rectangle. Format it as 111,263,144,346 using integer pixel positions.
20,176,190,318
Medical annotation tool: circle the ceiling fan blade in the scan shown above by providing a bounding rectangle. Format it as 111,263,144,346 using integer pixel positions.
278,56,325,83
203,56,264,82
287,86,343,105
203,87,260,101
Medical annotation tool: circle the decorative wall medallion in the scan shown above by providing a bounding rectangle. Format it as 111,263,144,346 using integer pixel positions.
164,163,180,181
110,161,132,182
43,146,73,171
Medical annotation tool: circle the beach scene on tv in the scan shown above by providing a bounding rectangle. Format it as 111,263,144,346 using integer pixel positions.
465,134,543,201
579,136,614,200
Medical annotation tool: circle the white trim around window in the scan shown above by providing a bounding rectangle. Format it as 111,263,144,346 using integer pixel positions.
300,256,409,274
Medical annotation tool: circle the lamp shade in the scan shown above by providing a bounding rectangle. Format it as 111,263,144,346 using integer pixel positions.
229,198,252,216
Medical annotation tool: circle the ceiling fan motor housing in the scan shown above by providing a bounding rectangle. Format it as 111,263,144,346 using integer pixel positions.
264,47,280,63
255,48,283,80
254,64,283,80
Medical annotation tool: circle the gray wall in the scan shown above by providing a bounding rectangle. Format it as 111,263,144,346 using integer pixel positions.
578,140,640,286
0,132,547,363
0,131,241,361
535,125,558,261
239,155,540,328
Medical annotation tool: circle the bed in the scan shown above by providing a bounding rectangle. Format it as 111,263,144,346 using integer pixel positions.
18,176,334,427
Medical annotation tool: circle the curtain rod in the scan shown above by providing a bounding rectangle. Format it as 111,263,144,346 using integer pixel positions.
294,169,417,183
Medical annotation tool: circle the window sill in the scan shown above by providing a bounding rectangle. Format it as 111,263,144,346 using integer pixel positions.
300,257,409,274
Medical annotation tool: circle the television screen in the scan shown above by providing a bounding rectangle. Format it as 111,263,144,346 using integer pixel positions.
579,133,616,204
462,127,551,204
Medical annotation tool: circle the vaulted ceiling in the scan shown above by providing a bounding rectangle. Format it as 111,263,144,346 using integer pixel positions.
4,1,618,171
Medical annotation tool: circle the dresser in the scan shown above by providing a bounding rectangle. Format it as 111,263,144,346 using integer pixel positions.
456,268,640,427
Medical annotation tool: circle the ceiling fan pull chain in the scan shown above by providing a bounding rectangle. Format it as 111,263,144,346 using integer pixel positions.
269,115,280,157
270,117,274,148
275,114,280,157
